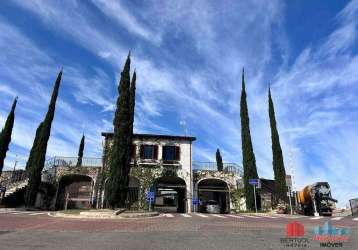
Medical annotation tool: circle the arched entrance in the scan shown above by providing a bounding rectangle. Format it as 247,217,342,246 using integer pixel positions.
153,176,186,213
56,174,93,210
197,178,230,214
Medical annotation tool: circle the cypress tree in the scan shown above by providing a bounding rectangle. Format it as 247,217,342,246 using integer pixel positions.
268,87,287,203
106,53,132,208
240,68,259,211
0,97,18,176
129,70,136,135
25,71,62,207
76,134,85,167
216,148,224,172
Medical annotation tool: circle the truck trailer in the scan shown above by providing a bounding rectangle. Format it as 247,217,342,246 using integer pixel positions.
297,182,337,216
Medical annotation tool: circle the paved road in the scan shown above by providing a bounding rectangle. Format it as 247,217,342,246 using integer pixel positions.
0,210,357,250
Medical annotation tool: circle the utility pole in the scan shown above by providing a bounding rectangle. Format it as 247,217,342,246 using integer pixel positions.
288,149,296,215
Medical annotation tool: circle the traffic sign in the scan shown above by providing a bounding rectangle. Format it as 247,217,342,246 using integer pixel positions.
192,198,199,205
249,179,259,185
146,191,155,199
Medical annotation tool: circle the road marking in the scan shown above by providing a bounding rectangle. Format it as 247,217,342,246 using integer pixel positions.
8,212,26,215
211,214,226,218
227,214,243,219
331,217,344,221
181,214,191,218
260,215,279,219
287,216,304,219
352,218,358,221
163,213,174,218
310,217,323,220
241,215,260,218
28,212,46,216
195,213,208,218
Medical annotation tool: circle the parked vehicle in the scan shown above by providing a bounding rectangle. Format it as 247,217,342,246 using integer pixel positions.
297,182,337,216
205,200,221,214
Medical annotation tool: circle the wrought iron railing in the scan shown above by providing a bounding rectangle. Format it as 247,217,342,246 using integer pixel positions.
0,170,27,189
192,161,243,175
44,156,103,170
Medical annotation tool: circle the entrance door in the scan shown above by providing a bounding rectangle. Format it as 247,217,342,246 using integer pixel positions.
197,178,230,214
154,176,186,213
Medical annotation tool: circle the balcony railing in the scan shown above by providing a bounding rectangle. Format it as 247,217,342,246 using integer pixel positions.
192,161,243,175
41,157,242,175
44,156,102,170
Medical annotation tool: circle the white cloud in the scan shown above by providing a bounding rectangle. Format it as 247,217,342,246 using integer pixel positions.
91,0,162,44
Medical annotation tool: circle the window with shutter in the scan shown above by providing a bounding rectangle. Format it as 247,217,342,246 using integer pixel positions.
140,145,144,159
175,146,180,161
131,144,136,159
153,145,158,160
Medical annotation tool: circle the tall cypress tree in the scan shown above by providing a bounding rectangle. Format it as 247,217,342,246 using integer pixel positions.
129,70,136,135
268,87,287,203
76,134,85,167
25,71,62,207
106,54,132,208
240,68,259,211
216,148,224,171
0,97,18,176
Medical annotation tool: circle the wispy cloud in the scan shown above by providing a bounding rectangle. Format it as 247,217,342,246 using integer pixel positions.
91,0,162,44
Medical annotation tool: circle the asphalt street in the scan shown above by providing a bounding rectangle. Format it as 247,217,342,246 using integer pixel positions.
0,210,357,250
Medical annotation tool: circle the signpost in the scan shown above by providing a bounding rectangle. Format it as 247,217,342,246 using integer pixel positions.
192,198,200,212
286,175,293,215
146,191,155,212
249,179,260,213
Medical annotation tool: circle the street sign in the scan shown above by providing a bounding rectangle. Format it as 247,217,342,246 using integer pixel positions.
146,191,155,212
192,198,199,205
146,191,155,199
248,179,260,214
249,179,259,185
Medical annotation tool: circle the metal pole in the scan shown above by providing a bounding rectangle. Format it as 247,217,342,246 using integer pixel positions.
253,184,257,213
288,187,293,215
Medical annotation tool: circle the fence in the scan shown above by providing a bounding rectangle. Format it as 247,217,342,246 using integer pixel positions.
0,170,27,189
192,161,243,175
350,198,358,216
44,156,102,170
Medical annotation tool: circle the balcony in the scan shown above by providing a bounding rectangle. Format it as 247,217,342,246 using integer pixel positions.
192,161,243,176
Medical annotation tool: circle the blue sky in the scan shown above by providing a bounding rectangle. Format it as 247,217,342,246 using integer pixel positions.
0,0,357,207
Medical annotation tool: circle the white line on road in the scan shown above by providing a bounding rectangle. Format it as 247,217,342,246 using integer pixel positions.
227,214,243,219
241,215,260,218
28,212,46,216
181,214,191,218
260,216,279,219
331,217,344,221
352,218,358,221
163,214,174,218
310,217,323,220
211,214,226,218
195,213,208,218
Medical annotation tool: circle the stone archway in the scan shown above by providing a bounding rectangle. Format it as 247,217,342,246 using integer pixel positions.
153,176,186,213
55,174,94,210
197,178,230,214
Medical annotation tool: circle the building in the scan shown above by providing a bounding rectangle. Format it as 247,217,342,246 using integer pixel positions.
1,133,243,214
101,132,196,213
